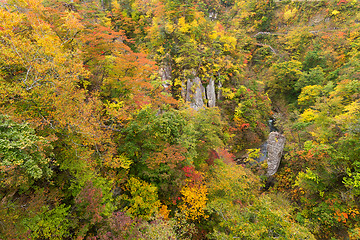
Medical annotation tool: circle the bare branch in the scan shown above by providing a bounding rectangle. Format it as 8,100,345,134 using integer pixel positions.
253,31,286,37
256,43,277,55
22,66,32,88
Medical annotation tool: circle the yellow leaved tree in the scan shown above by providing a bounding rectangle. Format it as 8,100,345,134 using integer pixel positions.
179,183,208,222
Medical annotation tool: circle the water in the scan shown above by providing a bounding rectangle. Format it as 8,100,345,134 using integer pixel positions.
255,118,277,162
258,141,268,162
269,118,278,132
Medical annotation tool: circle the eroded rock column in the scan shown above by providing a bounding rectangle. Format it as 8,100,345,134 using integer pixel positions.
266,132,286,176
206,78,216,107
186,76,205,110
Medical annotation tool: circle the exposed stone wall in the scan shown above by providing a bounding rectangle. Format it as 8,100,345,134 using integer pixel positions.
183,72,218,110
206,78,216,108
217,80,222,101
159,63,172,88
160,64,219,110
266,132,286,176
186,77,205,111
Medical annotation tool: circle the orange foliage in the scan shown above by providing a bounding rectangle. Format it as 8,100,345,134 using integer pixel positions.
147,144,186,169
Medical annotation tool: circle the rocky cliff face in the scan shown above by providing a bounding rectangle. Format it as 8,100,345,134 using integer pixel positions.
206,78,216,108
186,77,205,110
160,64,220,110
183,71,219,110
159,63,172,89
266,132,286,176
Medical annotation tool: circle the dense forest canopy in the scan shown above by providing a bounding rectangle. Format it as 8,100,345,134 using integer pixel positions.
1,0,360,239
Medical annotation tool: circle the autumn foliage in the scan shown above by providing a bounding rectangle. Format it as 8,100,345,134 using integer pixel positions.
3,0,360,239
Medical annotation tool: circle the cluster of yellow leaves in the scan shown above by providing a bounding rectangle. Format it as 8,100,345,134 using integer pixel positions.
331,10,340,16
178,17,190,33
296,78,360,143
298,85,322,107
283,6,298,22
246,148,260,163
221,87,236,99
179,183,208,222
105,155,133,169
124,177,161,220
284,27,312,57
210,23,237,52
299,109,317,123
335,101,360,126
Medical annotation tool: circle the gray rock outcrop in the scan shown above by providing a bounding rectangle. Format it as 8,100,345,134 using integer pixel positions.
186,76,205,110
164,68,222,110
159,63,172,88
217,81,222,100
181,70,220,110
206,78,216,107
266,132,286,176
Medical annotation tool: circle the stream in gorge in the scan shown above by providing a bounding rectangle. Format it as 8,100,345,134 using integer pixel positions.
256,118,278,162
